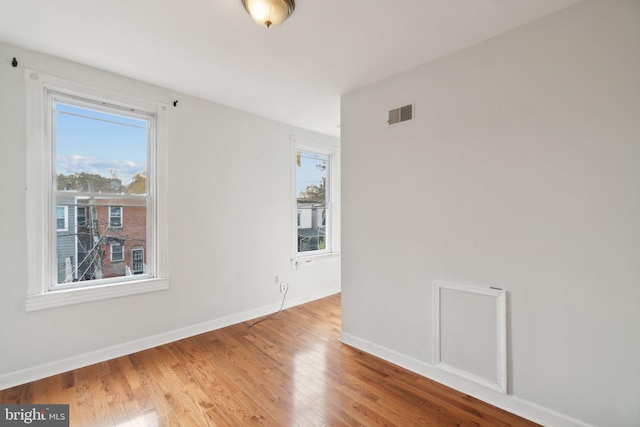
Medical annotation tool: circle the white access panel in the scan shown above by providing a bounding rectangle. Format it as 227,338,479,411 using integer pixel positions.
433,281,507,394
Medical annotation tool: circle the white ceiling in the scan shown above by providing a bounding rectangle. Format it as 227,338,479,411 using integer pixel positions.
0,0,582,137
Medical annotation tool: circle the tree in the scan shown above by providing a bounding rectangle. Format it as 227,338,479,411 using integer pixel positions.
57,172,122,193
298,178,326,202
127,171,146,194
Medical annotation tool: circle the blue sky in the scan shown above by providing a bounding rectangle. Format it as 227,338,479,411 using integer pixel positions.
296,151,327,196
55,102,147,186
56,101,326,196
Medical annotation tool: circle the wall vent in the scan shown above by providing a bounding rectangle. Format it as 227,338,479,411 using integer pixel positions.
387,103,413,126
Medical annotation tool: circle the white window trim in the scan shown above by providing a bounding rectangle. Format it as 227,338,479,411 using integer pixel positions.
56,205,68,231
25,70,169,311
132,247,144,274
110,242,124,262
291,136,340,269
109,206,123,228
76,206,86,225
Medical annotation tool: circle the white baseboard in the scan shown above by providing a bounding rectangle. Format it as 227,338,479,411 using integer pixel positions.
0,286,340,391
339,331,594,427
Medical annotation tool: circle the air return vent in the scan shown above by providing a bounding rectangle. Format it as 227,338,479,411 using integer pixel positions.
387,103,414,126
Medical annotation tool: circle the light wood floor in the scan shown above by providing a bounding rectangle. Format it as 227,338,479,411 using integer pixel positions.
0,294,538,426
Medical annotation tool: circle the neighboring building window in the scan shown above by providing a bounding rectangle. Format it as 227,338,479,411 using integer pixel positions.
110,243,124,262
294,141,337,257
132,247,144,274
25,70,169,310
56,206,68,231
77,206,87,227
109,206,123,228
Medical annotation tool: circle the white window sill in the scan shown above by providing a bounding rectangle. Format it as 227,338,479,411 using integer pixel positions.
291,252,340,269
26,277,169,312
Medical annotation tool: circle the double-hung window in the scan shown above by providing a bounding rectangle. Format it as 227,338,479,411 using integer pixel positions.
109,206,123,228
25,71,169,311
56,206,68,231
110,243,124,262
292,137,340,266
132,247,145,274
77,206,87,227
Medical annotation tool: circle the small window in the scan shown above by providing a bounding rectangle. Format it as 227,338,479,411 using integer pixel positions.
110,243,124,262
294,140,338,258
56,206,68,231
132,247,144,274
77,206,86,227
109,206,123,228
296,150,329,253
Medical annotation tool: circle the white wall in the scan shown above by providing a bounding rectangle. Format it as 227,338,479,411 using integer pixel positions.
341,1,640,426
0,41,340,387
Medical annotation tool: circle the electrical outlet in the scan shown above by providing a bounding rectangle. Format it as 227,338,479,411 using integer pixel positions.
274,276,279,284
280,282,289,293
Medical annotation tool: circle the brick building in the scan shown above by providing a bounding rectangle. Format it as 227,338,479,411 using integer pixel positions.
92,198,147,279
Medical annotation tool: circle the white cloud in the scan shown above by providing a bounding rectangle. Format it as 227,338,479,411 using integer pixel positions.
57,155,144,183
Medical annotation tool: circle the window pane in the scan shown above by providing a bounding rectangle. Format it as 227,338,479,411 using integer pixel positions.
56,206,67,230
55,102,148,195
296,151,329,253
132,248,145,274
56,196,147,285
111,243,124,262
296,151,327,204
109,206,123,228
77,207,86,226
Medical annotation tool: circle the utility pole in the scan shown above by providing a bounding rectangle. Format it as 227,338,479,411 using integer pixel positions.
88,180,103,280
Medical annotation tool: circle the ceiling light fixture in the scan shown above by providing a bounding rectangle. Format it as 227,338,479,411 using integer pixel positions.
242,0,295,28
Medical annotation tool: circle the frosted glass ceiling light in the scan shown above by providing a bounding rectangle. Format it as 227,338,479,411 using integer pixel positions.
242,0,295,28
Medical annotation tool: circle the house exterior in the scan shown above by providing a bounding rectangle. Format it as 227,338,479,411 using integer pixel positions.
74,199,94,281
55,195,147,283
92,198,147,279
297,200,326,252
56,193,77,284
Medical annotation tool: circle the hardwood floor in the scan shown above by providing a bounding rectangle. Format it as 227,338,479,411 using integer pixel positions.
0,294,538,426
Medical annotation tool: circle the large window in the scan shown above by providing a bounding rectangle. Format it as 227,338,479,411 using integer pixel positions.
52,94,150,285
25,71,168,310
292,137,339,263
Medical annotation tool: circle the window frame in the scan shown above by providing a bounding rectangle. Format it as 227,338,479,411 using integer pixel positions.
110,242,124,262
108,206,123,228
25,70,169,311
56,205,68,231
76,206,87,227
291,136,340,268
132,247,144,274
